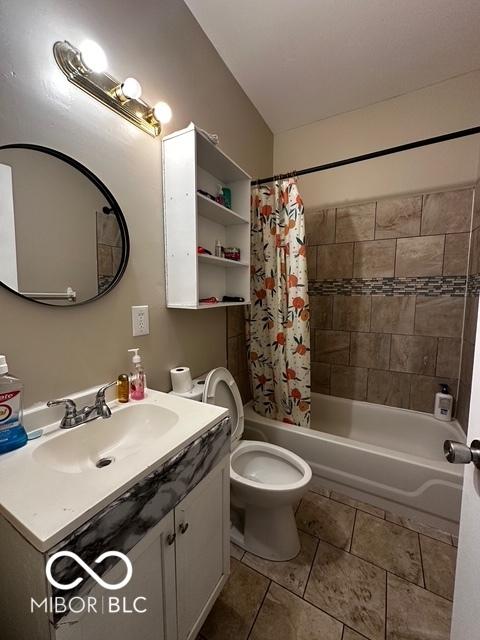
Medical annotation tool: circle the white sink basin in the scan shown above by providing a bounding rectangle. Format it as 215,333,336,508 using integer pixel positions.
0,388,228,551
33,404,179,474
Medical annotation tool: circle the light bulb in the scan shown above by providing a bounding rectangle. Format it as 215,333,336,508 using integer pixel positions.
153,101,172,124
79,40,107,73
121,77,142,100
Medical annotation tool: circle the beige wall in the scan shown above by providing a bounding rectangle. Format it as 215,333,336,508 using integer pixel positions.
0,0,272,405
274,71,480,207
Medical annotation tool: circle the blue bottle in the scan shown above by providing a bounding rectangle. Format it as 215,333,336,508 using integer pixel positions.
0,355,27,454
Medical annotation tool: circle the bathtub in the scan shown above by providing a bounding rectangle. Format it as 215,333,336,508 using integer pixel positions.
244,393,465,533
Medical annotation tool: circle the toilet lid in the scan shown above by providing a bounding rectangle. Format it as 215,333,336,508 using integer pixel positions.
202,367,244,443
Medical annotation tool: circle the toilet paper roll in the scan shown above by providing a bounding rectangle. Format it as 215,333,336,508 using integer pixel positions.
170,367,193,394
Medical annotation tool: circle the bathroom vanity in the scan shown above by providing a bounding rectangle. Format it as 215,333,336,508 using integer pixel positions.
0,388,230,640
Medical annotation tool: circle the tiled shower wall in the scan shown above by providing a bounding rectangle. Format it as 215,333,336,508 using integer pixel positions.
306,187,474,417
96,210,122,293
227,306,251,403
457,180,480,428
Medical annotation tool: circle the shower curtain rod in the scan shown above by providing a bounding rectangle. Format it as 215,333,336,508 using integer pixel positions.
251,125,480,186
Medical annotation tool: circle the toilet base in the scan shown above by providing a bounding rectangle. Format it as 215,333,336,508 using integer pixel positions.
231,504,300,561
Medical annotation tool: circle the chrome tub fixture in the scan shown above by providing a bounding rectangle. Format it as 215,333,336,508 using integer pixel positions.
53,40,172,137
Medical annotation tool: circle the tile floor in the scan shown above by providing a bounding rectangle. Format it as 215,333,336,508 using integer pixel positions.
199,486,457,640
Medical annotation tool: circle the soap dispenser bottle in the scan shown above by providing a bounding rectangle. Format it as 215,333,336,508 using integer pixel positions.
128,348,146,401
0,355,28,454
434,384,453,422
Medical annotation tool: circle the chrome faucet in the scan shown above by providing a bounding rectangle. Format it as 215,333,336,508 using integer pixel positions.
47,382,117,429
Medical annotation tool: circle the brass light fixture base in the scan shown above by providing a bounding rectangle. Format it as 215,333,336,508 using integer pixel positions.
53,40,161,137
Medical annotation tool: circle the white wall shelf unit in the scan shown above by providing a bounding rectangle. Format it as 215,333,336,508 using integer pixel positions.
163,122,251,309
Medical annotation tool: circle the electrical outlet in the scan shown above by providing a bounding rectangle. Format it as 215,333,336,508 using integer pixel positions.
132,305,149,336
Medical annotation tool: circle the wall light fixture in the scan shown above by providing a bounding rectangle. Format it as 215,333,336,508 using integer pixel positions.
53,40,171,137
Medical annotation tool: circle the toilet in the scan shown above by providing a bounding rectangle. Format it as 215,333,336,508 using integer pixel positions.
172,367,312,561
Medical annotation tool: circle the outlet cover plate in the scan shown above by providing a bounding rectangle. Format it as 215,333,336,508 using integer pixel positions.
132,305,149,336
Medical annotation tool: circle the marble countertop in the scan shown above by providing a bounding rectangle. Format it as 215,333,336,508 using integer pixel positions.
0,387,227,552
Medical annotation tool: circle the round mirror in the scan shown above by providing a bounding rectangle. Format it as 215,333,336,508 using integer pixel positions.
0,144,129,306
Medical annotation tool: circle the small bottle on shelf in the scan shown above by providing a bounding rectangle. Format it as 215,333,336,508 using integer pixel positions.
215,240,224,258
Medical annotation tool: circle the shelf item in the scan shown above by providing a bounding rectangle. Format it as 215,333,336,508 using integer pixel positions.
163,123,251,309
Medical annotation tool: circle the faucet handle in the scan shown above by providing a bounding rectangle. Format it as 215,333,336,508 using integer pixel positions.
95,381,117,420
47,398,78,428
46,398,77,416
95,381,117,400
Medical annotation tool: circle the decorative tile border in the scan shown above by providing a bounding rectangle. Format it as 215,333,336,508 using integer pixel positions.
309,275,468,297
467,273,480,296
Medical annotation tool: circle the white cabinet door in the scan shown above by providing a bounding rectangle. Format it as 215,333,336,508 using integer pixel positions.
55,511,177,640
175,458,230,640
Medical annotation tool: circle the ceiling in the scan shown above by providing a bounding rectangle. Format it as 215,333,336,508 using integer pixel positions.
185,0,480,133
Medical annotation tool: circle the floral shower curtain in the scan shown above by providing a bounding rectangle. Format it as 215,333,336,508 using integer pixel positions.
247,180,311,427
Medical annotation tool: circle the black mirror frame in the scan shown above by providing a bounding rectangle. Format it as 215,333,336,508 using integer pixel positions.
0,143,130,307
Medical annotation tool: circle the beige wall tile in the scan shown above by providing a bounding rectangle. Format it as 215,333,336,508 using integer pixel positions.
463,296,479,345
111,247,122,275
310,296,333,329
409,375,457,413
473,178,480,231
236,367,252,403
367,369,411,408
421,189,473,235
306,245,317,279
227,336,240,376
468,227,480,275
312,362,330,394
460,340,474,387
314,330,350,364
395,235,445,277
305,208,336,245
436,337,461,378
97,244,113,276
333,296,371,331
414,296,464,338
227,305,245,339
443,233,469,276
371,296,415,334
375,196,422,239
330,365,368,400
336,203,375,243
390,335,438,375
353,239,396,278
97,212,122,247
317,243,354,279
350,332,390,369
456,382,471,431
238,333,248,372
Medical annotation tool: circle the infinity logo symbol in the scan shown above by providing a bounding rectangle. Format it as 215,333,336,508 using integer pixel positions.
46,551,133,591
